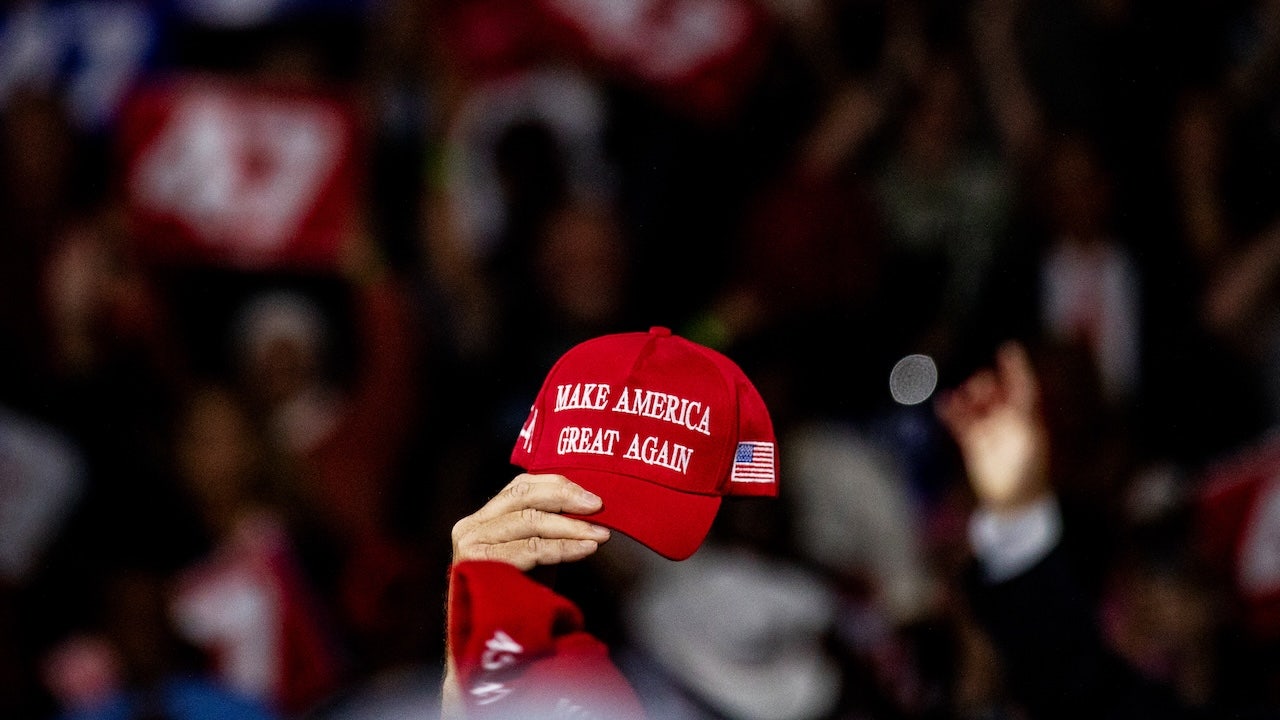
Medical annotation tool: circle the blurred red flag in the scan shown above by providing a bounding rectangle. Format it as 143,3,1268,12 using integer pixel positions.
117,75,361,272
444,0,775,123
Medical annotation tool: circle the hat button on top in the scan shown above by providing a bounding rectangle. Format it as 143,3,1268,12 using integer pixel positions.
649,326,672,337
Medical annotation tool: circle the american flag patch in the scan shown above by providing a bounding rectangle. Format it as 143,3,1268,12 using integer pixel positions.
730,441,775,484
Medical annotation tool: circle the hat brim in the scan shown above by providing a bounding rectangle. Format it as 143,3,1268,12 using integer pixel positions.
547,466,722,561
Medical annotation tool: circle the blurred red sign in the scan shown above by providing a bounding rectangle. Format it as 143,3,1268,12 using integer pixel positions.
118,76,359,271
447,0,773,122
540,0,772,120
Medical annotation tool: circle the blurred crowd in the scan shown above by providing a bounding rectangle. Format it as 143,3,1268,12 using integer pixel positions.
3,0,1280,718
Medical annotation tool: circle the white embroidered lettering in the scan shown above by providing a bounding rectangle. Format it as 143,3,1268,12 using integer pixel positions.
623,434,693,473
612,387,711,435
518,408,538,453
481,630,524,671
557,427,621,457
555,383,612,411
471,682,512,705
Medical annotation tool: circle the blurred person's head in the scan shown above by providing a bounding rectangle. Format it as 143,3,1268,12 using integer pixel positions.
1103,517,1222,707
1040,132,1114,239
532,201,627,330
40,203,149,372
900,53,978,171
232,290,330,406
176,385,268,536
41,635,123,715
231,289,342,454
42,570,204,713
495,118,569,234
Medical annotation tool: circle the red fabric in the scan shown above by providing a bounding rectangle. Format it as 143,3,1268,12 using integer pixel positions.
305,278,418,541
441,0,774,123
117,74,362,272
509,327,777,560
741,170,884,314
535,0,775,123
1195,434,1280,641
266,529,345,714
442,0,555,80
448,561,647,719
304,278,421,637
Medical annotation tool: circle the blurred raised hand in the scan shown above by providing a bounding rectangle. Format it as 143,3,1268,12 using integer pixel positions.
935,342,1051,513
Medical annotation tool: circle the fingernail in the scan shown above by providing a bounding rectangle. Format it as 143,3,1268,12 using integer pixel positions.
588,524,611,540
578,488,602,505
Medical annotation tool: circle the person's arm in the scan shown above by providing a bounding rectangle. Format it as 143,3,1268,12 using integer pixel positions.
935,342,1051,517
444,559,646,720
936,343,1186,720
969,0,1044,165
1201,219,1280,343
443,473,618,719
309,269,420,541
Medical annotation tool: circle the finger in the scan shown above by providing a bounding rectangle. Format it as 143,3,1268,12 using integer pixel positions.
468,474,603,527
996,341,1039,410
459,537,602,571
960,368,999,413
468,509,612,547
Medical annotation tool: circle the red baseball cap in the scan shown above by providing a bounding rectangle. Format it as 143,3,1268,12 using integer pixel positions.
511,327,778,560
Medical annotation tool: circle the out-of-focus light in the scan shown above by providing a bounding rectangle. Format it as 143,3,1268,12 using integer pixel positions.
889,353,937,406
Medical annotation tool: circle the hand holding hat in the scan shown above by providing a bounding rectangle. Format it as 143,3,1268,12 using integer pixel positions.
452,326,778,572
444,328,779,717
509,326,779,560
451,473,613,571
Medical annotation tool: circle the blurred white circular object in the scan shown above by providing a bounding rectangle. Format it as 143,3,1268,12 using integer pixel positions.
889,354,938,405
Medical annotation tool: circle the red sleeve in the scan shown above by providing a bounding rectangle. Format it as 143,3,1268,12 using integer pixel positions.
309,277,419,539
448,561,647,719
263,528,344,715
